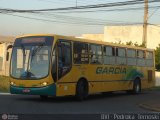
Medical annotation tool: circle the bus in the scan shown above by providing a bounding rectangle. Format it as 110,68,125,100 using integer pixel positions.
9,34,155,100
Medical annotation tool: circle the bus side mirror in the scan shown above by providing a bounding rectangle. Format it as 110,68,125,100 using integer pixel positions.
6,45,13,61
7,45,13,50
6,52,9,61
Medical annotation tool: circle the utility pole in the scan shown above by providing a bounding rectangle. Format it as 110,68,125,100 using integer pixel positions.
142,0,148,48
76,0,77,8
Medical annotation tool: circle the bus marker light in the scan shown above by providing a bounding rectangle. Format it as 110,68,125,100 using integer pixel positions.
10,82,16,86
41,82,48,86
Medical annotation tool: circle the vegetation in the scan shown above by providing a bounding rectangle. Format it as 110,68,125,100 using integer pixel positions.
0,76,10,92
146,86,160,91
126,41,146,47
115,40,146,47
155,44,160,71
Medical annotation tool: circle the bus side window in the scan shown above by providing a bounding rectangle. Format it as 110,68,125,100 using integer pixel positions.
103,46,115,65
146,51,154,67
73,42,88,64
116,47,126,65
137,50,146,66
127,49,136,66
90,44,102,64
57,40,72,79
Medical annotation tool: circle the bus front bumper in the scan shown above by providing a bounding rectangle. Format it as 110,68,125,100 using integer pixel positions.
10,84,56,96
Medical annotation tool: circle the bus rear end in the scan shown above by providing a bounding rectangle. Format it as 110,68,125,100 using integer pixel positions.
10,35,56,97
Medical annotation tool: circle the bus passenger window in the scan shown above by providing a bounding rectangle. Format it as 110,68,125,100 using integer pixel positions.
112,47,115,56
146,51,154,67
127,49,136,66
103,46,115,65
90,44,102,64
116,48,126,65
137,50,145,66
57,40,72,79
73,42,88,64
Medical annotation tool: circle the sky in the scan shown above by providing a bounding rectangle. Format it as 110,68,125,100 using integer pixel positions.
0,0,159,37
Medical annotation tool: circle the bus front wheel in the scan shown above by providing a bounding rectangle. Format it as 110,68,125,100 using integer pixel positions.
40,95,48,100
76,80,88,101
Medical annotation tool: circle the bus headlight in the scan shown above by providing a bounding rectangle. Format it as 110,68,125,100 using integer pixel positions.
10,82,16,86
41,82,48,86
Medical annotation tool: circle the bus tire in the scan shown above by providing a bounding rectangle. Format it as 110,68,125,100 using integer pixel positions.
76,79,88,101
40,95,48,100
133,78,141,94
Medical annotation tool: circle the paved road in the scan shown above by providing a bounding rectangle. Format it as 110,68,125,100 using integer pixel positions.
0,90,159,114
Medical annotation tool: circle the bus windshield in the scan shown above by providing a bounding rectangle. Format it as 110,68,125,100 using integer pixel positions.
11,36,53,79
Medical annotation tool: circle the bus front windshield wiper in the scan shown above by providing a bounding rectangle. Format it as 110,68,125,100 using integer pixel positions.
31,44,44,57
20,44,26,56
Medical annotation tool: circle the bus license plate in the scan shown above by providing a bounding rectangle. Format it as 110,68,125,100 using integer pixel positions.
23,89,30,93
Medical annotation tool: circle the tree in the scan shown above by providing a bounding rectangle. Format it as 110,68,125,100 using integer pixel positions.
126,41,133,46
125,41,145,48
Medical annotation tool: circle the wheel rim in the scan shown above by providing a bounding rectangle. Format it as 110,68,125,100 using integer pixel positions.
136,84,140,93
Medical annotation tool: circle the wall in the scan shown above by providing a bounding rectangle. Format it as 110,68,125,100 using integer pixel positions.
81,34,104,41
155,72,160,86
81,25,160,49
0,44,3,71
104,25,160,49
0,43,13,76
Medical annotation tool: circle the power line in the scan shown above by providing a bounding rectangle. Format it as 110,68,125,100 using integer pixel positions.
36,0,112,6
36,0,75,6
32,12,130,23
148,23,160,28
148,7,160,20
0,0,159,13
0,12,143,26
49,6,160,13
0,0,159,27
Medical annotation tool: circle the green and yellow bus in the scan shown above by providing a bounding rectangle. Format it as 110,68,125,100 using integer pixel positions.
9,34,155,100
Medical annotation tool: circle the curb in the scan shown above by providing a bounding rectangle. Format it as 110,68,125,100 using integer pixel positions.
139,103,160,112
0,92,11,95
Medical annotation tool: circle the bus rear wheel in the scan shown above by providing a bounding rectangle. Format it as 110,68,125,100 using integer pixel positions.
133,78,141,94
126,78,141,94
76,80,88,101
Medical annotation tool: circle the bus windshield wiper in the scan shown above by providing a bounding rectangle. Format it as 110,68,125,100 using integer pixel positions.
31,44,44,57
20,44,26,56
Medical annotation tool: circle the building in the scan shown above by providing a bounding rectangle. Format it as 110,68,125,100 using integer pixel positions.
81,34,104,41
82,25,160,49
0,35,15,76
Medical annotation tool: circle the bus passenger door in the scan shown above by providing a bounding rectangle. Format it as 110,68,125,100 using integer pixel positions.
57,40,72,80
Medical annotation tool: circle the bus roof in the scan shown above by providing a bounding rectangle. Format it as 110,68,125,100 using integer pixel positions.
16,34,154,51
